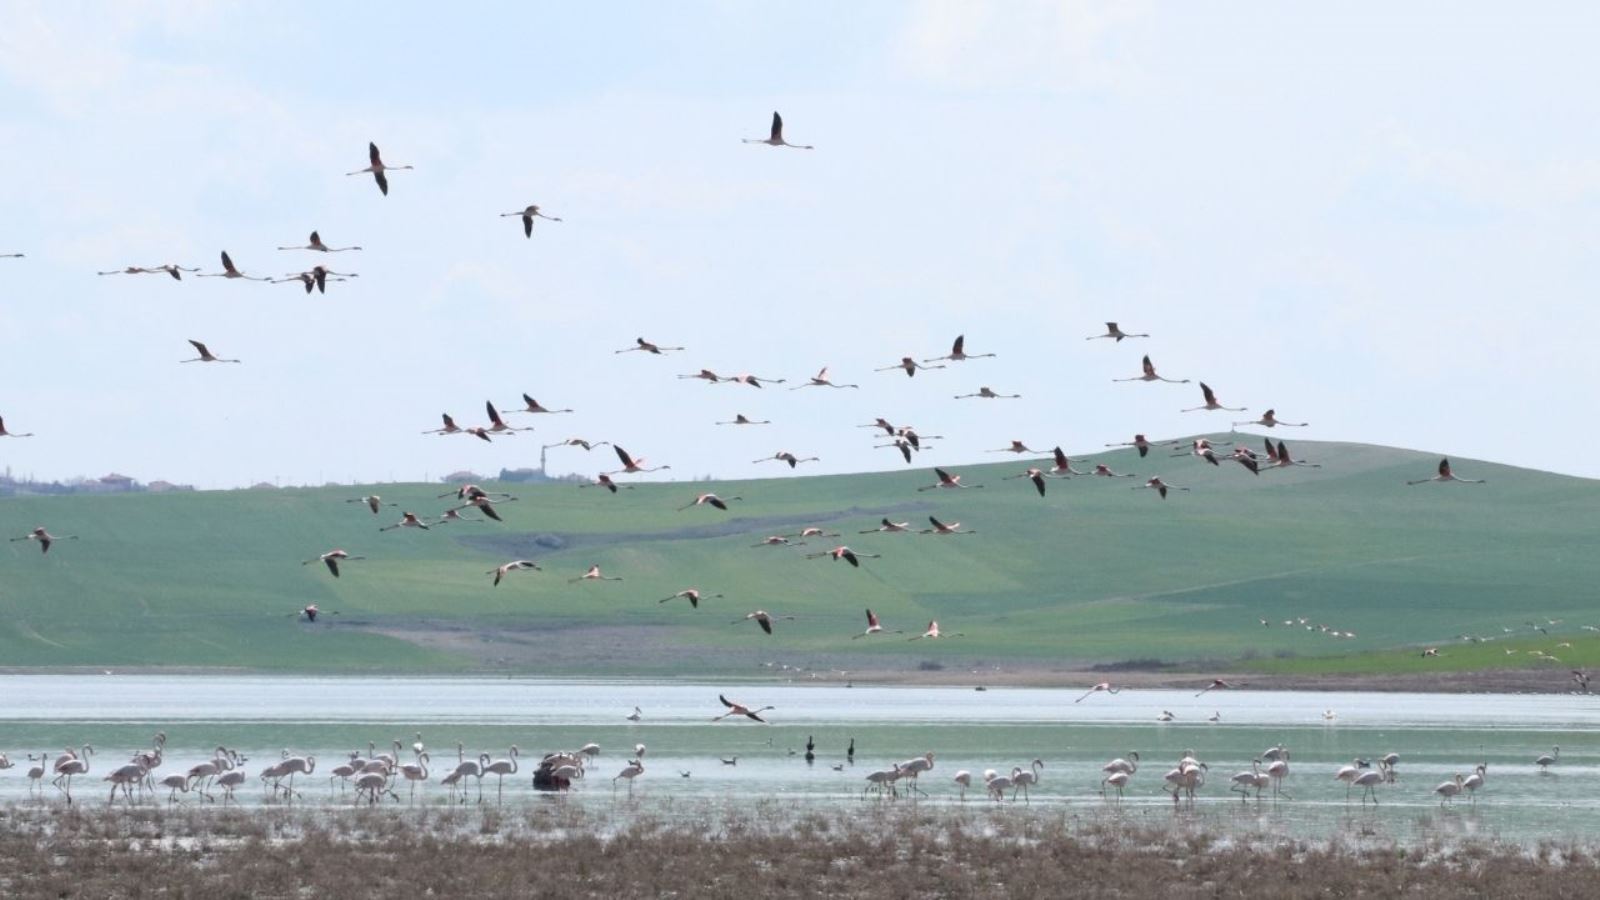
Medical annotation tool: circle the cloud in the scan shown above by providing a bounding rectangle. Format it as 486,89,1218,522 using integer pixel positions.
893,0,1149,92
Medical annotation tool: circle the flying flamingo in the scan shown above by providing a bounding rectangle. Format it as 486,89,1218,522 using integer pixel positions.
791,367,858,389
1233,409,1308,428
1086,322,1149,342
1,252,23,258
742,111,812,149
1004,467,1053,497
1195,679,1238,697
278,230,361,252
298,604,335,623
1106,434,1152,458
379,512,431,532
726,373,786,388
503,394,573,415
450,494,513,522
716,414,770,425
97,264,199,280
807,546,880,568
1091,464,1134,478
0,416,34,437
1047,447,1088,476
925,335,996,363
609,445,670,475
580,473,629,493
483,401,531,436
850,609,901,638
570,564,622,583
543,437,609,450
876,356,944,378
302,549,364,578
424,414,490,442
731,610,793,634
754,451,819,468
920,516,974,535
1182,383,1246,413
347,142,412,195
488,560,540,586
197,251,269,281
955,386,1020,399
989,440,1044,454
1227,446,1262,475
907,620,962,640
1134,477,1188,499
10,527,77,554
440,484,514,502
1268,440,1320,469
1074,682,1121,703
180,339,240,363
680,369,725,385
918,467,983,491
877,438,916,464
659,589,720,609
615,337,684,355
308,265,358,292
346,495,394,515
272,269,349,293
1408,458,1485,485
1114,355,1189,384
679,492,742,511
859,417,896,434
860,518,913,534
1174,439,1219,465
500,205,562,237
713,694,775,722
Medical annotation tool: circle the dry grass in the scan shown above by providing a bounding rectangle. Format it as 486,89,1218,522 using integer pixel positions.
0,803,1595,899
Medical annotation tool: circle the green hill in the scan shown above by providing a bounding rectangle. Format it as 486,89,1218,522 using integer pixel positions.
3,437,1597,676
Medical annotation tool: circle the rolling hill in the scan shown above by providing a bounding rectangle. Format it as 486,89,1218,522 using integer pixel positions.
2,437,1597,677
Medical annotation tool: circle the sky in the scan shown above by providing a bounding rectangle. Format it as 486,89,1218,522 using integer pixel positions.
2,1,1598,489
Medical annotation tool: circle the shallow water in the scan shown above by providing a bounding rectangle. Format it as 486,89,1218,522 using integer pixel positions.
1,675,1594,844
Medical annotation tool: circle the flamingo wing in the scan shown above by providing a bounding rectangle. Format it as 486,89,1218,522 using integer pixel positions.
769,111,783,141
375,170,388,196
1200,383,1217,405
188,339,208,355
951,334,965,356
614,445,636,468
1439,458,1452,477
522,214,533,238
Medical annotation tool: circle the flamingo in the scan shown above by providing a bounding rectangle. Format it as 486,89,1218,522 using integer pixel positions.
1074,682,1121,703
716,414,770,425
626,707,643,722
483,401,531,436
791,366,858,389
953,770,972,800
501,205,562,237
1106,434,1152,458
1086,322,1149,342
613,758,644,793
1264,757,1291,798
481,747,520,804
447,744,484,804
543,437,610,450
679,369,725,384
751,535,803,547
864,765,901,798
1536,746,1560,772
488,560,541,586
877,437,916,464
984,770,1014,802
897,752,936,797
1182,383,1246,413
754,451,819,468
743,111,812,149
272,269,350,293
1353,763,1390,804
1233,409,1308,428
1230,760,1269,801
180,339,240,363
424,413,491,442
346,495,394,515
1408,458,1485,485
10,526,77,554
213,768,247,804
1174,439,1220,466
1101,770,1131,799
0,416,34,437
919,516,975,535
1091,464,1134,478
988,440,1045,454
731,610,793,634
1434,773,1466,805
1010,760,1043,802
954,386,1020,399
1113,355,1189,384
615,337,684,355
353,771,398,805
298,604,337,623
1004,467,1052,497
908,620,962,640
712,694,774,723
860,518,913,534
809,546,880,568
505,394,573,415
918,467,983,491
441,483,514,502
850,608,901,639
789,526,841,540
609,445,670,475
1267,440,1320,469
25,753,49,797
570,564,622,583
396,753,430,803
1134,477,1189,499
859,417,896,434
347,142,412,195
302,549,364,578
54,749,93,805
1227,445,1262,475
925,335,996,363
278,230,360,252
1,252,24,258
379,512,431,532
1157,711,1176,722
1261,744,1291,762
679,492,742,511
581,473,630,493
1463,764,1487,803
156,773,192,804
1195,678,1238,697
659,589,719,609
1047,446,1088,477
197,251,269,281
876,356,944,378
97,264,199,280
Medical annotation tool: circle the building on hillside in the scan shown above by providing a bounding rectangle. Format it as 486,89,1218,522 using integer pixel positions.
441,470,486,484
146,480,196,493
97,473,139,492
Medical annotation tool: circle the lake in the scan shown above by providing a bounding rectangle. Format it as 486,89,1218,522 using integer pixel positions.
1,674,1594,844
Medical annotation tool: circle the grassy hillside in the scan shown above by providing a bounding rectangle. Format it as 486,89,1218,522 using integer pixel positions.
2,437,1597,676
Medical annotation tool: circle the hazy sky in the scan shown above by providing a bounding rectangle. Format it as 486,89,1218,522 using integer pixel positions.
2,2,1598,489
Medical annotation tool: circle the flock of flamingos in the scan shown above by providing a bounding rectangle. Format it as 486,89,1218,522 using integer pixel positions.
0,112,1526,810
